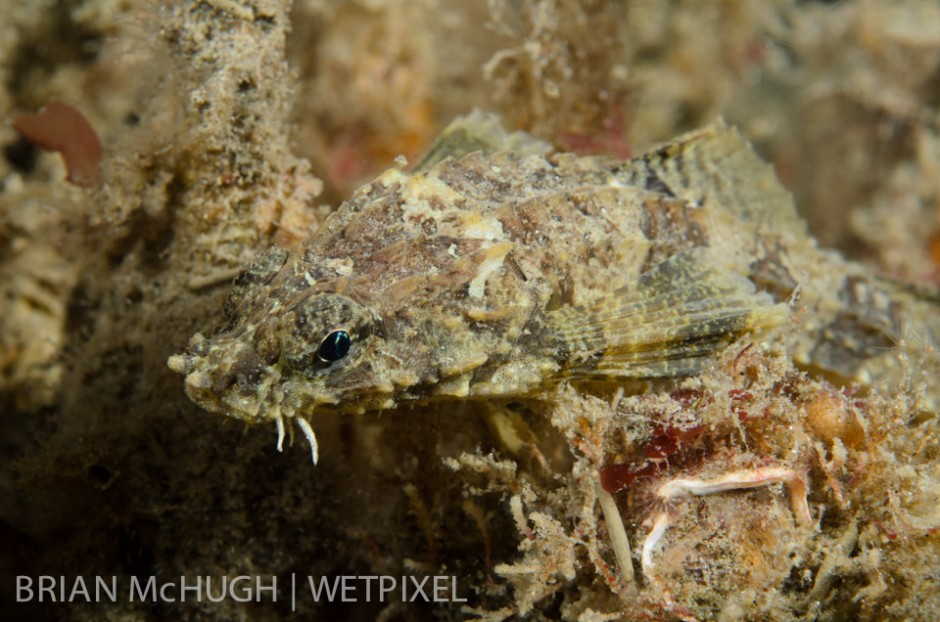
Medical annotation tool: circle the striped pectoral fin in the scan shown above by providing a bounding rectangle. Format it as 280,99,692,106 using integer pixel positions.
546,250,788,379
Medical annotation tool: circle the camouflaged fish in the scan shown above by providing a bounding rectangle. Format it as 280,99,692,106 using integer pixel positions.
168,111,939,463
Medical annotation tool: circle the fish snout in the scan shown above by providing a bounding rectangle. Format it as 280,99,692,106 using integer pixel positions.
168,333,272,418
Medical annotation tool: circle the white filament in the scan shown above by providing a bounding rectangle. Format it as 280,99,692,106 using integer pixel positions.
275,412,285,453
296,417,320,465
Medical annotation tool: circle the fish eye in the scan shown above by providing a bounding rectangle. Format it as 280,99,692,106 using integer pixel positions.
317,330,351,362
278,293,373,376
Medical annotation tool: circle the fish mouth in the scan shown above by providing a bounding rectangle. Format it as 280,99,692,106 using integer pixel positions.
169,345,321,465
167,351,217,405
167,332,212,386
169,330,274,410
167,351,196,376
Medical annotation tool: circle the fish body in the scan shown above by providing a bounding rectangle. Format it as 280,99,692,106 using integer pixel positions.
168,114,938,458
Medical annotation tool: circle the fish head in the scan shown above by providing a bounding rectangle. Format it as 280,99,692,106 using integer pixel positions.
168,247,400,424
169,159,547,427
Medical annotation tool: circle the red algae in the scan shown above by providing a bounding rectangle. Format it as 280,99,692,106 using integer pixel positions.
12,101,102,187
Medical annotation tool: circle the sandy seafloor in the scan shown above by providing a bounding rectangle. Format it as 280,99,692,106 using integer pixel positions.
1,1,940,620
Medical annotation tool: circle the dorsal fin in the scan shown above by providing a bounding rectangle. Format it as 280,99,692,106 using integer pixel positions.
622,120,805,235
414,109,551,172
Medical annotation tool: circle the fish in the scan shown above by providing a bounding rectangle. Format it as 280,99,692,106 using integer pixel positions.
168,111,939,463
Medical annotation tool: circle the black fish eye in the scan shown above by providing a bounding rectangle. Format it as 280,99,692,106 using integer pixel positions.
317,330,351,363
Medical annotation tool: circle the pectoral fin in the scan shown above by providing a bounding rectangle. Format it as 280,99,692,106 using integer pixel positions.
546,249,787,378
